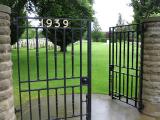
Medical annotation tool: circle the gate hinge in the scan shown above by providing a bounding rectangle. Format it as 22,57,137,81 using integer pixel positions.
15,108,21,113
81,77,88,85
86,94,89,104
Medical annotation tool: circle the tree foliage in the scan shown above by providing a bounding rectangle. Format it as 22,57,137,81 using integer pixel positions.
115,13,127,41
0,0,27,45
116,13,124,26
92,18,101,31
115,13,125,32
131,0,160,23
31,0,93,52
1,0,93,48
92,18,103,42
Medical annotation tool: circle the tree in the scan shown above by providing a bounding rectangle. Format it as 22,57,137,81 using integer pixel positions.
92,18,101,31
131,0,160,23
115,13,126,41
1,0,27,45
92,18,102,42
1,0,93,48
31,0,93,52
116,13,125,26
21,22,36,39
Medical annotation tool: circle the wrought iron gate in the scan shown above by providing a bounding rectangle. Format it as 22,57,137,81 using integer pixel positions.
109,24,143,109
15,17,91,120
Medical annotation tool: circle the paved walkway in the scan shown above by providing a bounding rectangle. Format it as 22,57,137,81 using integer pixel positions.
16,94,156,120
92,95,155,120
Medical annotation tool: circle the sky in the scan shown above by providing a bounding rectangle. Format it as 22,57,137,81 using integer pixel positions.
93,0,134,31
29,0,134,31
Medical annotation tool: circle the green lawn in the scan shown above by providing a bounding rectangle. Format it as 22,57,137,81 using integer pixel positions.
12,41,141,107
12,42,109,106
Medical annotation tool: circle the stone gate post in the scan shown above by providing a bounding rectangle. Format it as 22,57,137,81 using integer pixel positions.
143,17,160,120
0,4,16,120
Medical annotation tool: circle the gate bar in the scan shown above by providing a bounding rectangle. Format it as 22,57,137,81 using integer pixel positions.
139,23,144,110
116,32,118,65
80,22,83,120
55,88,58,117
35,28,40,80
109,27,111,95
16,17,23,119
54,30,58,78
135,24,139,107
63,29,67,119
38,90,41,120
87,21,92,120
119,31,122,100
45,28,50,119
126,31,130,103
111,27,115,99
123,32,126,67
71,29,75,77
26,19,32,120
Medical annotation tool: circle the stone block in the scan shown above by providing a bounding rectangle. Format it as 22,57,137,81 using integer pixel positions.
0,4,11,14
0,79,11,91
143,73,160,82
0,106,15,120
143,65,160,73
144,50,160,56
144,32,160,38
143,81,160,90
144,38,160,44
8,106,16,120
0,19,10,26
0,87,13,102
144,44,160,50
0,61,12,72
143,100,160,118
0,27,11,35
143,95,160,103
0,12,10,21
0,53,11,62
0,35,10,44
143,61,160,66
0,44,11,53
0,96,14,113
144,55,160,62
147,27,160,32
0,70,12,80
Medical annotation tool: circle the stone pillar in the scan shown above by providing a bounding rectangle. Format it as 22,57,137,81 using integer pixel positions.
143,17,160,119
0,4,16,120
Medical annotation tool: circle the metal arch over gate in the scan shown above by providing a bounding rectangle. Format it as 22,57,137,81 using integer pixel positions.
15,17,92,120
109,24,144,109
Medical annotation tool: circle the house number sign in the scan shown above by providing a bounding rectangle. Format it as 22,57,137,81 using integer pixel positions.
40,19,69,28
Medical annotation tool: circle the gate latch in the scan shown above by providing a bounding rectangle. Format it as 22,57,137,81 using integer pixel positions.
109,65,114,71
81,77,88,85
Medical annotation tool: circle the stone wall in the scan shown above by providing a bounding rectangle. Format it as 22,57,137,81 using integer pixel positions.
143,17,160,119
0,4,16,120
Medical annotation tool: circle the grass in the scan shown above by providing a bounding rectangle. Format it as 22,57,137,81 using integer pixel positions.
12,42,108,106
12,41,141,106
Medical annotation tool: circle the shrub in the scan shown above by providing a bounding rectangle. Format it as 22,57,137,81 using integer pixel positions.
92,31,106,42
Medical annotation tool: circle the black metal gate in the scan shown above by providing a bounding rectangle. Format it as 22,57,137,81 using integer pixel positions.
109,24,143,109
15,17,91,120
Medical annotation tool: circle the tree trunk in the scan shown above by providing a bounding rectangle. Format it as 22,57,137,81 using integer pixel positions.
60,45,67,52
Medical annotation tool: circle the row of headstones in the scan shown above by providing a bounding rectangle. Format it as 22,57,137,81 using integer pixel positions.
11,38,58,49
